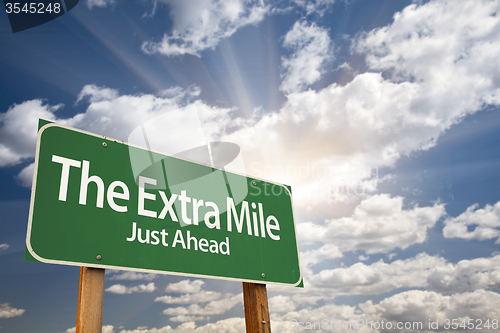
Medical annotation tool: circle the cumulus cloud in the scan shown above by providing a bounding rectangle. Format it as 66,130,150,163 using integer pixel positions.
76,84,119,103
64,84,231,143
0,84,233,187
164,279,205,294
298,194,445,254
271,302,367,332
162,293,243,321
4,0,500,207
354,0,500,140
272,289,500,333
6,0,500,208
155,279,239,322
6,1,500,331
280,21,332,93
357,0,500,101
427,255,500,293
443,201,500,242
86,0,115,10
269,295,296,313
307,252,445,296
285,253,500,302
85,0,114,10
155,291,221,304
142,0,268,57
169,315,208,323
224,0,500,207
292,0,336,16
103,326,115,333
108,271,158,281
63,325,114,333
105,282,156,294
299,243,343,277
360,289,500,332
0,100,60,167
15,162,34,187
0,303,25,318
117,318,245,332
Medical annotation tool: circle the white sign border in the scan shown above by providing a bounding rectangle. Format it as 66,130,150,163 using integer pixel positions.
26,121,303,287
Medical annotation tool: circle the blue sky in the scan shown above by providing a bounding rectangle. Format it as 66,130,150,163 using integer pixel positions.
1,0,500,332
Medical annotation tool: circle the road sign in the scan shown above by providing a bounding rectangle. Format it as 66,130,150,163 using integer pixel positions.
26,121,302,286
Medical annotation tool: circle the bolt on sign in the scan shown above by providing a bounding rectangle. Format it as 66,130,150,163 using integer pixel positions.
25,121,302,286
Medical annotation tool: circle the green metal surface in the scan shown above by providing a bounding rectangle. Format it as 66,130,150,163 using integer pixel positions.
26,122,302,286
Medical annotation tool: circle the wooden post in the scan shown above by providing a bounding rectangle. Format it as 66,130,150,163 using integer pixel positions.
76,267,105,333
243,282,271,333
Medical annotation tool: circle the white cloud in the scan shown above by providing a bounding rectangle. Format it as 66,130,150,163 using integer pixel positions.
280,21,332,93
292,0,336,16
355,0,500,132
427,255,500,293
109,271,158,281
269,295,296,313
0,244,9,251
142,0,268,57
76,84,119,103
156,280,237,321
105,282,156,294
142,1,158,19
271,302,367,333
63,86,216,143
307,252,445,296
224,0,500,207
118,318,245,333
0,303,25,318
286,253,500,302
169,315,208,323
15,162,34,188
299,243,343,278
64,325,114,333
162,293,243,317
272,289,500,333
6,0,500,331
3,0,500,206
117,322,196,332
6,0,500,208
155,291,221,304
189,318,246,333
297,194,445,254
188,318,246,333
0,85,233,187
165,279,205,294
360,289,500,332
86,0,114,10
357,0,500,103
443,201,500,242
0,100,60,167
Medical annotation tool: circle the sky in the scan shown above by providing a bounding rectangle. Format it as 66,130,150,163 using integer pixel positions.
1,0,500,332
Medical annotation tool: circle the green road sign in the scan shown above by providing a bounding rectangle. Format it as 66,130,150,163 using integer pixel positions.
26,121,302,286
